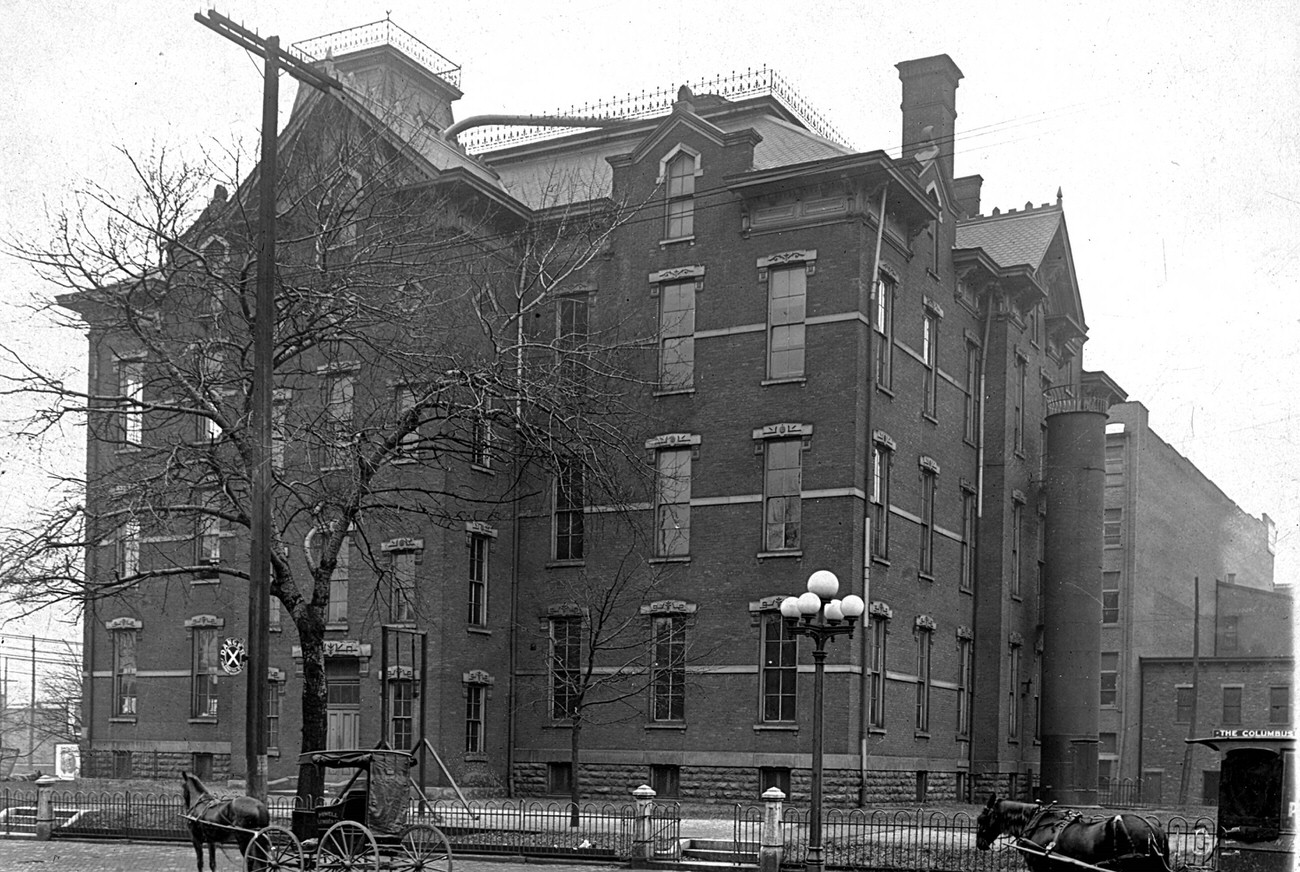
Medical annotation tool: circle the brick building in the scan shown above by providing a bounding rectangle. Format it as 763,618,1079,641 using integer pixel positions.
1099,400,1283,785
71,22,1125,803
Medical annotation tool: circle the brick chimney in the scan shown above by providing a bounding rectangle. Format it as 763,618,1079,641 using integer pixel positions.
952,174,983,218
896,55,963,183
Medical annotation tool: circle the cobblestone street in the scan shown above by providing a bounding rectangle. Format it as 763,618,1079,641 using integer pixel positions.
0,837,627,872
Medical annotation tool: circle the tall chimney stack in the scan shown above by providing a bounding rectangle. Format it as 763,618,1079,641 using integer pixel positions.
896,55,963,183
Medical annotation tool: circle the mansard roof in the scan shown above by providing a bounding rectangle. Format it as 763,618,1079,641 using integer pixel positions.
955,202,1062,271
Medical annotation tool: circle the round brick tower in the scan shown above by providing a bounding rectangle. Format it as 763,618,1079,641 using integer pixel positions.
1041,391,1108,804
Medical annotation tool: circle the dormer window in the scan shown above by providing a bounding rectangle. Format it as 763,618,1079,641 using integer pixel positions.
663,149,699,240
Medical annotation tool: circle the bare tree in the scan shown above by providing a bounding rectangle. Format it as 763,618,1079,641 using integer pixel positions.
1,90,657,803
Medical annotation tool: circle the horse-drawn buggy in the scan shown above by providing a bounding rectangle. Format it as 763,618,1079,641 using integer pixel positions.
218,748,451,872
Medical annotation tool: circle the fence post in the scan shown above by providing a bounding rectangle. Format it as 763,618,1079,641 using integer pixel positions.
759,786,785,872
630,784,657,866
35,775,59,841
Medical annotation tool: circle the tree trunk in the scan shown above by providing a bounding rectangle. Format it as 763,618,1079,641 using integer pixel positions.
294,610,328,807
568,715,581,828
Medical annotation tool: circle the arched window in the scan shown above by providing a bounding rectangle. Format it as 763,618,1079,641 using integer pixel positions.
663,150,698,239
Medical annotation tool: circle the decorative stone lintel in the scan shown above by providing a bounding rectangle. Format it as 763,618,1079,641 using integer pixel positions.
1012,489,1027,505
914,614,937,631
184,614,223,629
380,537,425,553
956,626,974,640
465,521,498,538
645,433,701,450
872,430,897,450
1008,632,1025,647
919,455,941,474
105,617,142,631
464,669,494,685
648,265,705,284
752,422,812,441
757,249,817,269
869,601,893,619
639,600,699,616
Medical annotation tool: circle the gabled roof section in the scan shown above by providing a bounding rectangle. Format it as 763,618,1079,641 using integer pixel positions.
956,198,1088,335
955,204,1061,272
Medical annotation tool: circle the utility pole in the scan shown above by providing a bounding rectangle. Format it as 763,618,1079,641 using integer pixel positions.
1177,576,1202,805
195,9,340,801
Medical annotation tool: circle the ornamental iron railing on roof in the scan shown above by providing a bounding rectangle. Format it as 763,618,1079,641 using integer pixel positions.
292,18,462,90
1044,385,1111,416
458,66,849,154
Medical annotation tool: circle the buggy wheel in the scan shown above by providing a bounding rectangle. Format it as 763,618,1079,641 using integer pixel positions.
243,825,304,872
315,820,378,872
392,823,452,872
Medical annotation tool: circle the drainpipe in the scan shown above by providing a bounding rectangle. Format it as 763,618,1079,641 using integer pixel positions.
859,182,888,806
968,291,994,795
505,260,527,798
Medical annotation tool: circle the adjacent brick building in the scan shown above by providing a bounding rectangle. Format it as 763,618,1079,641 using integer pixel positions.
70,21,1267,806
1099,400,1284,789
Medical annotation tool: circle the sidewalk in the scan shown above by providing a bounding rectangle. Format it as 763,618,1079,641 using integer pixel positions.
0,838,627,872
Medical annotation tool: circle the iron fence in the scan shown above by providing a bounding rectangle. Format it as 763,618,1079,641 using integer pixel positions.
744,805,1223,872
419,798,640,859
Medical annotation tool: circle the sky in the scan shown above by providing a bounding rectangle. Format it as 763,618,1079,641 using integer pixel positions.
1,0,1298,655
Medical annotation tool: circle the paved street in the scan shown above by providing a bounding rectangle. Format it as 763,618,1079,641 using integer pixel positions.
0,837,627,872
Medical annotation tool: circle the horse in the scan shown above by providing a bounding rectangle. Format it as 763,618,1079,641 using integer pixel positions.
975,794,1176,872
180,770,269,872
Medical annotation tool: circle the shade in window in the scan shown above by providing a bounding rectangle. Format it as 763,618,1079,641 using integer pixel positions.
266,680,281,751
1102,572,1120,624
956,634,973,737
550,616,581,720
323,373,354,468
1008,641,1022,738
389,679,414,751
1270,686,1291,724
871,443,892,559
915,627,932,731
1014,357,1027,453
191,627,219,719
665,151,696,238
1222,686,1243,725
869,615,888,728
1100,652,1119,707
328,538,350,624
117,520,141,578
391,549,417,624
959,490,976,592
767,266,806,379
1010,501,1023,597
764,438,802,551
874,274,895,389
467,535,488,626
1104,508,1123,546
760,612,796,723
651,615,686,722
557,297,589,388
465,683,485,753
117,359,144,445
658,281,696,390
1174,685,1193,723
922,313,938,417
112,628,138,717
919,469,937,575
963,342,980,443
554,459,584,561
655,448,691,557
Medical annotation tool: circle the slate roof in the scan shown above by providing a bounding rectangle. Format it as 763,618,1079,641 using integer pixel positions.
955,206,1062,270
484,102,855,210
714,114,852,169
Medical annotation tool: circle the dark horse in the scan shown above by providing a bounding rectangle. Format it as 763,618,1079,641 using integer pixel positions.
180,771,269,872
975,795,1175,871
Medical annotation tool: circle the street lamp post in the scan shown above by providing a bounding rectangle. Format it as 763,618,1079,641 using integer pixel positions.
779,570,865,872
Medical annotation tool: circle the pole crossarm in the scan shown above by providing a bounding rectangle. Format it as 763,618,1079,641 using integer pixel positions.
195,10,342,95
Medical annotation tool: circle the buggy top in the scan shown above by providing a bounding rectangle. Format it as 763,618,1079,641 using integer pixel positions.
300,748,418,836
